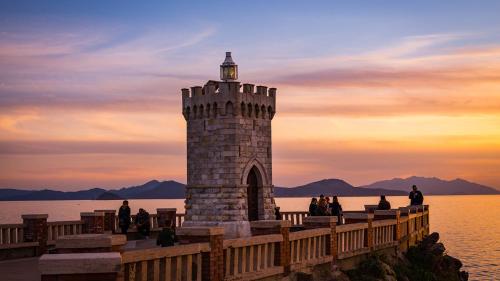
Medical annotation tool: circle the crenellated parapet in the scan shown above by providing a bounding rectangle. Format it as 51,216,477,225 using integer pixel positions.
182,80,276,121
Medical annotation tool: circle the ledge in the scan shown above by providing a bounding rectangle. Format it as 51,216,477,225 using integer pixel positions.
56,234,126,249
250,220,291,228
80,212,104,217
343,213,374,220
94,209,116,213
39,252,121,274
156,208,177,212
21,214,48,219
176,226,225,236
303,216,338,224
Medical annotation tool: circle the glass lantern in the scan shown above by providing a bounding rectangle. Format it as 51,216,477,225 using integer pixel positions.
220,52,238,81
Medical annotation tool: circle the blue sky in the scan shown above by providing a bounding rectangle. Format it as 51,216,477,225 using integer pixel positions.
1,1,500,189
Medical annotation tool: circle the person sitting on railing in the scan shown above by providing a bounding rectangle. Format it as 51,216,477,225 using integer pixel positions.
377,195,391,210
135,208,151,239
329,196,343,224
157,219,176,247
409,185,424,206
308,197,318,216
318,194,328,216
118,200,131,235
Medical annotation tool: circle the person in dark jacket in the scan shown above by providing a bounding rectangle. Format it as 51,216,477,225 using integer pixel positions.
275,206,282,220
329,196,343,225
308,198,318,216
409,185,424,205
135,208,151,239
118,200,131,235
157,220,176,247
377,195,391,210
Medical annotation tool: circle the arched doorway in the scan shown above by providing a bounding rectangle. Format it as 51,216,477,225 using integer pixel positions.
246,166,262,221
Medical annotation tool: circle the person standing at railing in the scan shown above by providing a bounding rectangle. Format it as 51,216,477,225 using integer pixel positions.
275,206,282,220
118,200,131,235
377,195,391,210
309,197,318,216
135,208,151,239
409,185,424,206
329,196,343,224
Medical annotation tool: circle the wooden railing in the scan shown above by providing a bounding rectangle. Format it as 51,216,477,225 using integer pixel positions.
223,234,283,280
47,221,84,244
121,242,209,281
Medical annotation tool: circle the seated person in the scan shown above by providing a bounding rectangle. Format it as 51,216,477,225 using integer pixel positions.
135,208,151,239
157,220,176,247
377,195,391,210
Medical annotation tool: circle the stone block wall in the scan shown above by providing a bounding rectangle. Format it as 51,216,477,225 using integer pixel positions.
182,81,277,224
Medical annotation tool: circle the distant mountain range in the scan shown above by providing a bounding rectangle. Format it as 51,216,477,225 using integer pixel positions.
0,176,497,201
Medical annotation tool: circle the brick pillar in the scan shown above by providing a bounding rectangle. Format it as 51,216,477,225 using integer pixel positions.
157,208,177,228
22,214,48,255
81,212,105,234
249,220,292,275
94,210,116,233
367,218,374,251
177,227,224,281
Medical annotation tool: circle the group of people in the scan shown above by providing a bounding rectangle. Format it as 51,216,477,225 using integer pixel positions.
307,185,425,223
117,200,176,247
308,195,344,223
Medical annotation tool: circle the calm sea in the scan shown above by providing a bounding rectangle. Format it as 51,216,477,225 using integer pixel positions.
0,195,498,280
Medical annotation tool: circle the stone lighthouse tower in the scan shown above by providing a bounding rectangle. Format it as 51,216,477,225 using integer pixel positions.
181,52,277,238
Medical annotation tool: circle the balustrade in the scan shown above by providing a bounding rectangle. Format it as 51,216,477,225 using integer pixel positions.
336,223,368,257
121,242,208,281
289,228,331,268
223,234,283,280
0,224,23,245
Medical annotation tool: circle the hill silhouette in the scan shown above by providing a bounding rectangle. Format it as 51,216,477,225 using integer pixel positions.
0,176,497,201
360,176,499,195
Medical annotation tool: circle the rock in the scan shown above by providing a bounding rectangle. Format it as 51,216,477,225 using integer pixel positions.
420,232,440,250
380,261,396,277
331,270,350,281
459,270,469,281
430,242,446,255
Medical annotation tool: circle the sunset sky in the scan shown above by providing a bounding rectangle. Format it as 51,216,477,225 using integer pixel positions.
1,1,500,190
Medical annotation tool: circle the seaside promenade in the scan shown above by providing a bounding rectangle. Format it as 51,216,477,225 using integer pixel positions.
0,205,429,281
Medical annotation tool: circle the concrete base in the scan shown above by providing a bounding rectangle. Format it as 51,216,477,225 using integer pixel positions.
181,220,251,238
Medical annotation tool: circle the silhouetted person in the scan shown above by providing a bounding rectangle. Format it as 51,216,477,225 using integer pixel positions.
156,220,176,247
409,185,424,205
135,208,151,239
377,195,391,210
318,194,328,216
275,206,282,220
309,198,318,216
325,196,332,215
118,200,131,235
329,196,343,225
